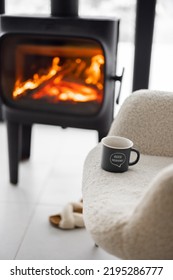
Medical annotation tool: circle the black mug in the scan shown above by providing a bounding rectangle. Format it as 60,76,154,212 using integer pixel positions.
101,136,140,172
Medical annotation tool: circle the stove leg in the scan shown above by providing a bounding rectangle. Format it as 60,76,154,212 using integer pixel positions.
20,124,32,160
98,130,108,142
7,121,20,185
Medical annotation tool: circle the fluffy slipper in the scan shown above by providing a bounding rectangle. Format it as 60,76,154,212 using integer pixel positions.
49,202,85,229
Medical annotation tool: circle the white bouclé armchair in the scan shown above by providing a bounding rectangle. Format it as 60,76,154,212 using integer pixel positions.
82,90,173,259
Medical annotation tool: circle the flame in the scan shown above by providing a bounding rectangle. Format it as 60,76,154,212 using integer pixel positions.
13,57,62,98
13,54,104,103
85,54,104,90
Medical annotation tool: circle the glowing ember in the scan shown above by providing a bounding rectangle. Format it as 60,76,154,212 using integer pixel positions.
13,54,104,103
31,81,102,103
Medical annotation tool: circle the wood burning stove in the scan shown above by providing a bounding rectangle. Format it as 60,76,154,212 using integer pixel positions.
0,0,120,184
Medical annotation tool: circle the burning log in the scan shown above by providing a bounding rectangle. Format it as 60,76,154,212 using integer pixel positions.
13,54,104,103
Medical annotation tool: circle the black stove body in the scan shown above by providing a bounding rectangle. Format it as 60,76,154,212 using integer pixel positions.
0,0,120,184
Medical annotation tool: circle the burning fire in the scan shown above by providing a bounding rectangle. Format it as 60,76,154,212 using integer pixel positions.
13,54,104,103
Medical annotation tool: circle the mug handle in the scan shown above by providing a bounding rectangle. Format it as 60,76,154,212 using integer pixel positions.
129,148,140,166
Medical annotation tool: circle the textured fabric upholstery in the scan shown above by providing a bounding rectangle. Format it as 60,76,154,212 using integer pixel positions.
109,90,173,157
82,90,173,259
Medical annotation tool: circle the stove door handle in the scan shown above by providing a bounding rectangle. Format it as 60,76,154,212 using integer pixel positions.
111,67,125,104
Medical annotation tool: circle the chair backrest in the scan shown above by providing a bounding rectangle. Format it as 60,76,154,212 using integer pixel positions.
109,90,173,157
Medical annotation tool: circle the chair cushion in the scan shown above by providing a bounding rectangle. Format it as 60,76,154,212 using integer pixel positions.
82,143,173,259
